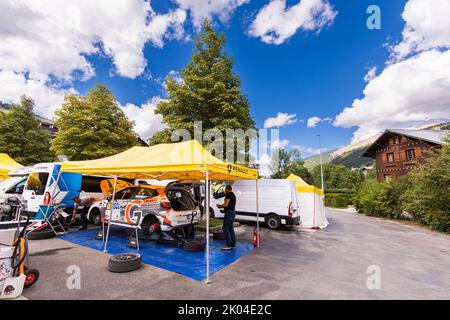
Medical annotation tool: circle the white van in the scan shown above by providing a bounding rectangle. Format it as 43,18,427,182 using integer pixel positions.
0,176,27,203
22,163,105,215
210,179,299,230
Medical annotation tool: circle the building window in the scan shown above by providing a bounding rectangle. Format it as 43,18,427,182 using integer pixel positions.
406,149,416,160
386,152,394,163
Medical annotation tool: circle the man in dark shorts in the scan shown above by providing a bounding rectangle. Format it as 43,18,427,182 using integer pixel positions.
72,196,98,230
217,185,236,250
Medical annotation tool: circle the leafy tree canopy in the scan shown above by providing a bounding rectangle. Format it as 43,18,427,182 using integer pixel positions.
270,148,313,184
311,163,364,191
151,19,255,150
0,96,54,165
51,84,138,160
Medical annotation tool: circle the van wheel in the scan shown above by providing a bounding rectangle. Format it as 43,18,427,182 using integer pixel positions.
265,214,281,230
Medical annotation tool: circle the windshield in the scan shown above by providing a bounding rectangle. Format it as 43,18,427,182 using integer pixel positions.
134,187,158,200
25,172,49,195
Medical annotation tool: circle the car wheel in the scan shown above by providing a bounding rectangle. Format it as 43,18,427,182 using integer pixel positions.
92,213,102,226
108,253,142,273
24,269,40,288
183,239,206,252
27,229,55,240
265,214,281,230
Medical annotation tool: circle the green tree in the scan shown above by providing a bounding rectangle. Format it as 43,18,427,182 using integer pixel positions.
401,138,450,231
51,84,138,160
151,19,255,154
0,96,54,165
311,163,364,191
270,148,312,183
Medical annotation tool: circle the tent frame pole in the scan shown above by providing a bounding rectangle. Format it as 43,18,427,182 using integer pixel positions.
204,170,211,284
256,179,260,247
103,175,118,253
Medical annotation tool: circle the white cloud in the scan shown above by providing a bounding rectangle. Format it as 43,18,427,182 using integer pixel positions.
306,116,331,128
176,0,248,28
0,70,75,118
120,97,167,141
292,144,327,155
334,49,450,142
363,67,377,82
334,0,450,143
264,112,298,128
248,0,337,45
271,139,290,149
390,0,450,61
0,0,186,81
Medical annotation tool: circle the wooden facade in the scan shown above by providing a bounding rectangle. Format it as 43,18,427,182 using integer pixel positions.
363,131,443,182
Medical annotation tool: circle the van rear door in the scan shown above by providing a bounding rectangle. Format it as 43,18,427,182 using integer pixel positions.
23,171,50,213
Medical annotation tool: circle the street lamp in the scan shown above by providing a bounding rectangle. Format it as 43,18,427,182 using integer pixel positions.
316,134,324,192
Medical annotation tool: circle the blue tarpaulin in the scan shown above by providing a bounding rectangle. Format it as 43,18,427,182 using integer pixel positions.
59,227,253,281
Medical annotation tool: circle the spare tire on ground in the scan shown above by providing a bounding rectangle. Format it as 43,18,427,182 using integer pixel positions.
212,231,226,240
108,253,142,273
27,229,55,240
183,239,206,252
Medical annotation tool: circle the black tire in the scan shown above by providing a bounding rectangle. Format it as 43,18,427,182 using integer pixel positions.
265,214,281,230
213,231,226,240
24,269,39,288
108,253,142,273
183,239,206,252
92,213,102,226
27,229,55,240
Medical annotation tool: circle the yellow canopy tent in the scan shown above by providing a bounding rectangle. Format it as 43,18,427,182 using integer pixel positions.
287,174,328,229
61,139,257,181
61,140,259,283
0,153,23,180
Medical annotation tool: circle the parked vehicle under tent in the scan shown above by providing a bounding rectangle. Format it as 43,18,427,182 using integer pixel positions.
287,174,328,229
59,139,260,283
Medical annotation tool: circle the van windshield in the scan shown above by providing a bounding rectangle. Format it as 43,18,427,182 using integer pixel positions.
25,172,50,195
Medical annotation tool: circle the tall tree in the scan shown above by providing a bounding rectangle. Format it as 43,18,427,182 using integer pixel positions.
270,148,313,183
51,84,138,160
0,96,54,165
311,163,364,191
151,19,255,156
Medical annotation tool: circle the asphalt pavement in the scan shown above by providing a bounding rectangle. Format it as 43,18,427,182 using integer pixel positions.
1,208,449,299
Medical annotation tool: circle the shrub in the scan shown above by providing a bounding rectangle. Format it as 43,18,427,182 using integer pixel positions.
325,193,351,208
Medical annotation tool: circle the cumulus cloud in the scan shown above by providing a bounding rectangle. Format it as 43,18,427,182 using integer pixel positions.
0,0,186,81
363,67,377,82
271,139,290,149
120,97,167,141
390,0,450,61
264,112,298,128
306,116,331,128
248,0,337,45
176,0,248,28
0,70,75,118
334,50,450,142
334,0,450,142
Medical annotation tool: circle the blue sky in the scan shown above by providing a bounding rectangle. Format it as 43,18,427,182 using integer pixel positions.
75,0,406,155
1,0,449,158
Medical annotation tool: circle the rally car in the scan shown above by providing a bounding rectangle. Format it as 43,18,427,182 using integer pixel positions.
86,183,201,243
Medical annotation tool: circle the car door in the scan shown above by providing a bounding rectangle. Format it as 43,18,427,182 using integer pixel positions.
109,187,137,224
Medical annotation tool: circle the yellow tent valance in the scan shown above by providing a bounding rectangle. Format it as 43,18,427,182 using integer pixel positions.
287,173,324,196
0,153,23,178
61,140,258,181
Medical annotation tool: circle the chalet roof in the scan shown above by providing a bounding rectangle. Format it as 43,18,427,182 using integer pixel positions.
362,129,449,158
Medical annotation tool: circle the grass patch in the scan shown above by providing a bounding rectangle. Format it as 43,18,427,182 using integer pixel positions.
199,218,223,228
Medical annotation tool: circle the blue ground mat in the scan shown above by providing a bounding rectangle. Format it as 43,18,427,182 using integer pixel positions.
59,226,253,281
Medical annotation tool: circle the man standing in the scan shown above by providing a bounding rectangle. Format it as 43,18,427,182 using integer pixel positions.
217,185,236,250
72,196,97,231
